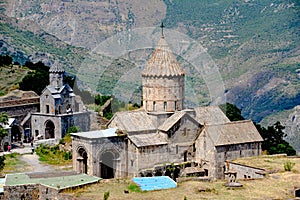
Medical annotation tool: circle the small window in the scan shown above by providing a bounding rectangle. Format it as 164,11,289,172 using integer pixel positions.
46,105,50,113
153,101,156,111
176,145,178,154
35,130,39,137
183,127,187,136
174,101,177,110
164,102,167,111
131,160,134,167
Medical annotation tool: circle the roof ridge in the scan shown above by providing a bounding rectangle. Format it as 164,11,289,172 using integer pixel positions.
142,36,185,77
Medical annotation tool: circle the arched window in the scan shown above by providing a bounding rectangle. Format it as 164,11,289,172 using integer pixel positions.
164,102,167,111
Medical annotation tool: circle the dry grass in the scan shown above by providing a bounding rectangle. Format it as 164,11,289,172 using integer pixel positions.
0,65,29,93
64,156,300,200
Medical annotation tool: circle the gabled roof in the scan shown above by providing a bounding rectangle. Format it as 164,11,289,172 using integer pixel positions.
107,110,157,133
158,110,201,132
128,132,168,147
71,128,118,139
194,106,230,125
42,84,74,96
202,120,263,146
142,36,185,77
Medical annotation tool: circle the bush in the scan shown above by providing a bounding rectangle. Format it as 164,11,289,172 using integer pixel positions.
284,160,295,171
128,183,142,193
103,191,110,200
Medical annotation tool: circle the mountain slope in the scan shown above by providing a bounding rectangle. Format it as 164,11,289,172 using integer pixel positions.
0,0,299,128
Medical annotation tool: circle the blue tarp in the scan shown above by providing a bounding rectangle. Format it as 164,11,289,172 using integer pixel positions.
132,176,177,191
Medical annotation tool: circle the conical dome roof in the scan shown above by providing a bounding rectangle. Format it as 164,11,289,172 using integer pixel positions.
142,36,185,77
49,61,65,73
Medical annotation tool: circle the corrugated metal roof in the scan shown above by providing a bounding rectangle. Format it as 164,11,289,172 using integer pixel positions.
204,120,263,146
128,132,168,147
142,36,185,77
194,106,230,125
71,128,118,139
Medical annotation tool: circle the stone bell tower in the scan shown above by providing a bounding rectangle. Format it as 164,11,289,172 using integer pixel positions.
142,24,185,112
49,62,65,89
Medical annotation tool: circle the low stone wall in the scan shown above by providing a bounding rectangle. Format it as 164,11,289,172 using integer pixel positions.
4,184,40,199
225,161,266,180
35,138,57,147
177,177,212,183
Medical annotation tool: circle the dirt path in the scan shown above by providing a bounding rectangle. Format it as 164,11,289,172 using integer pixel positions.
19,154,53,173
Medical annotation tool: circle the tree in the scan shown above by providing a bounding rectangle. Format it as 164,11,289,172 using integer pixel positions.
0,112,8,171
0,112,8,141
0,55,13,67
219,103,244,121
256,121,296,156
19,61,49,94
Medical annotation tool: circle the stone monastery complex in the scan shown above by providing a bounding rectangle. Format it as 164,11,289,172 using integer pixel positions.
1,33,263,181
71,34,263,180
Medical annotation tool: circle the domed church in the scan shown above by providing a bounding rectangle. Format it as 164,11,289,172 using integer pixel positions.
71,32,263,180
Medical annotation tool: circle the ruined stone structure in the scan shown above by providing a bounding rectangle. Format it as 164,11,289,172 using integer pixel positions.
0,90,39,143
31,63,90,143
72,34,263,180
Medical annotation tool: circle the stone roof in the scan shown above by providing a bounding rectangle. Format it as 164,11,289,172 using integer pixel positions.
158,111,186,132
194,106,230,125
44,84,73,95
158,111,201,132
203,120,263,146
107,110,157,133
49,62,65,73
142,36,185,77
128,132,168,147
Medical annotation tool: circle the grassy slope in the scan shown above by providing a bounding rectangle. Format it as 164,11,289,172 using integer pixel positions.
65,155,300,200
0,0,299,124
163,0,300,122
0,65,29,94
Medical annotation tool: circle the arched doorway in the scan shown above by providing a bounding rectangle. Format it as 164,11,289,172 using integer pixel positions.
11,125,21,142
77,148,88,174
45,120,55,139
100,152,115,179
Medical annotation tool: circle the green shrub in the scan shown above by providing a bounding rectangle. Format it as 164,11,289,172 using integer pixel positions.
284,160,295,171
128,183,142,193
103,191,110,200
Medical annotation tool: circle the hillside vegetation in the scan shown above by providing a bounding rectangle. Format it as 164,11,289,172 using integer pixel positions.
0,0,299,143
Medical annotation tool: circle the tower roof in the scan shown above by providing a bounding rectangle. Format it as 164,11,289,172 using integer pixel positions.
49,61,65,73
142,36,185,77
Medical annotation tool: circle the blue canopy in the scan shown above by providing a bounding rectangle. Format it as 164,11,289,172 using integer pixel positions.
132,176,177,191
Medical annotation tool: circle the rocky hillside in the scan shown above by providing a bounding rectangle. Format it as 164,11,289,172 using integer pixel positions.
0,1,299,131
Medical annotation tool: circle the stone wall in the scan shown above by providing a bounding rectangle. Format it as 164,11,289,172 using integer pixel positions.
0,100,39,123
215,142,262,179
225,161,266,180
72,135,127,178
39,184,58,199
4,184,40,199
31,111,90,141
195,132,262,180
142,76,184,112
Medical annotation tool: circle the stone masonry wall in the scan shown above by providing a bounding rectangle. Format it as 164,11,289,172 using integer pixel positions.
4,184,40,200
225,161,265,180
